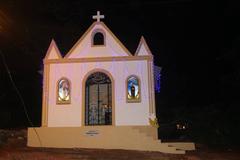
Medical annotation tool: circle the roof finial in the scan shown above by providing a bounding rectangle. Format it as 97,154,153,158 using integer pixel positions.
92,11,104,22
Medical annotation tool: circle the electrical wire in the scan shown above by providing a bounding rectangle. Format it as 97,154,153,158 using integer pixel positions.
0,50,42,147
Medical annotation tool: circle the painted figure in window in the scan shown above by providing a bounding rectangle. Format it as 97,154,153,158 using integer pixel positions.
58,79,70,102
130,84,135,98
127,76,140,101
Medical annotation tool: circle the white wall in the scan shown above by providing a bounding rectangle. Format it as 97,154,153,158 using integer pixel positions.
47,60,150,127
68,23,130,58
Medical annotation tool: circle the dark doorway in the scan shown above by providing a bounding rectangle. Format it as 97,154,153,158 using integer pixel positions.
93,32,104,45
85,72,112,125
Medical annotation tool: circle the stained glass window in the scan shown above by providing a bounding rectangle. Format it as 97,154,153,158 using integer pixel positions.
57,78,70,104
127,76,140,102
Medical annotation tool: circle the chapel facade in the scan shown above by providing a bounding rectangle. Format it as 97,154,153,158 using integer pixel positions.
28,11,194,154
41,11,156,127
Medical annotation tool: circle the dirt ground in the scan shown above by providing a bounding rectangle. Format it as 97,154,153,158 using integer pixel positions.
0,129,239,160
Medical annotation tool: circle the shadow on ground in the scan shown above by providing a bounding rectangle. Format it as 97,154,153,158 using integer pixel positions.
0,129,239,160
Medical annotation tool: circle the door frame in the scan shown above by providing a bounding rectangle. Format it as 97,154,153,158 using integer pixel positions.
82,69,115,126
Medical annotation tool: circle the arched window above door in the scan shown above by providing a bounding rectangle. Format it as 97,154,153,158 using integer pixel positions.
92,29,105,46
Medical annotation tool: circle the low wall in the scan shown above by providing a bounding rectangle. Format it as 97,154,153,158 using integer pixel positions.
28,126,193,154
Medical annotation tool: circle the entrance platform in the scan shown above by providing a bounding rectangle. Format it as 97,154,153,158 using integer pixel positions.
28,126,195,154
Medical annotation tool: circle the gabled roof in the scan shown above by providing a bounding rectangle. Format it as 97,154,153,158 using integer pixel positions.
44,39,62,60
135,36,153,56
64,22,132,59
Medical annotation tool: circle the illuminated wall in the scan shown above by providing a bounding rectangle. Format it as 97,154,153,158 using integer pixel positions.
47,60,150,126
43,21,155,127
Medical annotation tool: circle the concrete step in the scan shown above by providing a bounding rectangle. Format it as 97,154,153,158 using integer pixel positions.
28,126,190,154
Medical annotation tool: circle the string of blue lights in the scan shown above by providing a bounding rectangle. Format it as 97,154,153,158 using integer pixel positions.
154,65,161,93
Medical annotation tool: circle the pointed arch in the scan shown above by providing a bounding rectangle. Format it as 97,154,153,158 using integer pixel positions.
44,39,62,60
64,22,132,58
135,36,153,56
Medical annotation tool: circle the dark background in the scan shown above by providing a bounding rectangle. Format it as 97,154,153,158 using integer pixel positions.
0,0,239,146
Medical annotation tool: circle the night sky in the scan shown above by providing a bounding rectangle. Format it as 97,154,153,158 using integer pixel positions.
0,0,239,144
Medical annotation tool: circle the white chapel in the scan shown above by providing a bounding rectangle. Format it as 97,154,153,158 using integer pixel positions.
28,11,194,154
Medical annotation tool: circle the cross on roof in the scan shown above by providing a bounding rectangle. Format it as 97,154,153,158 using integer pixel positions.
92,11,104,22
